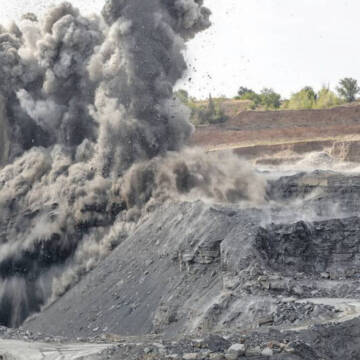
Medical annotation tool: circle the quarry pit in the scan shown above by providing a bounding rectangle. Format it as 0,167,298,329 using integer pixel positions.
1,1,360,359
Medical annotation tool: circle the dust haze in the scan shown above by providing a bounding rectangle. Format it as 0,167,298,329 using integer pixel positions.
0,0,267,327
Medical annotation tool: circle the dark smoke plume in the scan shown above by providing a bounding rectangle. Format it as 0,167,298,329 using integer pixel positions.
0,0,265,327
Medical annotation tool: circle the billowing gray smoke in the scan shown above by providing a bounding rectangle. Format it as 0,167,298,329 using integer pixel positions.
0,1,265,327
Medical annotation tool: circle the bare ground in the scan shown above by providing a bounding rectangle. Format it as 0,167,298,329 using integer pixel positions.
190,105,360,162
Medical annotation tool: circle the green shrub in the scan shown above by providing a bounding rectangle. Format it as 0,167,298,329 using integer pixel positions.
314,87,344,109
237,88,281,110
238,87,254,97
240,91,262,108
287,87,317,110
260,88,281,110
190,95,229,125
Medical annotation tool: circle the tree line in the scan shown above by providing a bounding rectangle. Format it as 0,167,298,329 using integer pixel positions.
175,78,360,125
236,77,360,110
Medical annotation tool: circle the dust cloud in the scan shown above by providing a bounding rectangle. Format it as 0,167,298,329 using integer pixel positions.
0,0,266,326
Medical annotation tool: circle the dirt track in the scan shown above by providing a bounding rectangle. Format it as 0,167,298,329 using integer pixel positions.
0,340,110,359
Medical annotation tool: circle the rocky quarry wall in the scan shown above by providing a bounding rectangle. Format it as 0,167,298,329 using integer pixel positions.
23,171,360,343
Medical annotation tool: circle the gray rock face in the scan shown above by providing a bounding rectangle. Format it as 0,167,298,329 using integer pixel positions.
25,201,241,337
18,170,360,359
22,195,360,337
256,217,360,276
269,170,360,216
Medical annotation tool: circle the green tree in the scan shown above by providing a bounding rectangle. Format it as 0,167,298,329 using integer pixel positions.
260,88,281,110
235,87,261,108
196,106,208,124
237,87,254,97
239,91,261,109
196,94,228,124
336,78,360,103
302,86,317,101
315,87,343,109
207,94,216,115
287,86,317,110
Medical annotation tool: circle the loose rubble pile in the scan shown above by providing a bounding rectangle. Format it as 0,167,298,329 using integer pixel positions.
272,301,338,326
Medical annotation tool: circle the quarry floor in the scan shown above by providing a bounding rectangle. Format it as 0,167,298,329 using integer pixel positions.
3,297,360,359
0,339,111,360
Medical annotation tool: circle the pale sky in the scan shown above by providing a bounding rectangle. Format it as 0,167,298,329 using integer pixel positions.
1,0,360,99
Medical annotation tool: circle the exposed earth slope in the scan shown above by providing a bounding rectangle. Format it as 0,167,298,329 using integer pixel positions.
17,170,360,359
191,105,360,164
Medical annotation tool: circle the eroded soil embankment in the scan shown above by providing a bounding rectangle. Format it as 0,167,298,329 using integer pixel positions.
190,105,360,163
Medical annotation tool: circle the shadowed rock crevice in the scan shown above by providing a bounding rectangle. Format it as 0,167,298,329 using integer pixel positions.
256,217,360,276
